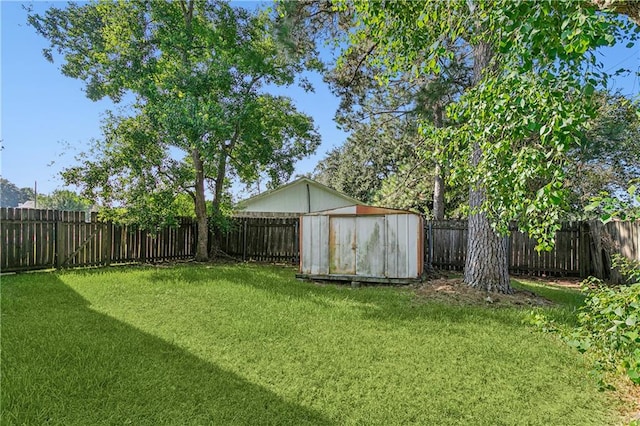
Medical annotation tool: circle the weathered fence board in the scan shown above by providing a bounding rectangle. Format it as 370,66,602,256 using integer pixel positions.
1,208,57,272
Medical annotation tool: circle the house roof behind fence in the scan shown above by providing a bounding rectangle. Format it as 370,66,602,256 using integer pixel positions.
234,177,364,215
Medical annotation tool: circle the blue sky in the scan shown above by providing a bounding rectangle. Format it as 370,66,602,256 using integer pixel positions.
1,1,639,201
1,1,348,200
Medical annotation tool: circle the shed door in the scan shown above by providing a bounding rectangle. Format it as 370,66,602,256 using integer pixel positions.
356,216,385,276
329,217,356,275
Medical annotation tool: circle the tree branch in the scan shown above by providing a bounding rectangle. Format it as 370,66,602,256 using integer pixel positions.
589,0,640,25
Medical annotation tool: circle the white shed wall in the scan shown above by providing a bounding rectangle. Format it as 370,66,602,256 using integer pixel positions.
385,214,421,278
301,215,329,275
356,216,386,276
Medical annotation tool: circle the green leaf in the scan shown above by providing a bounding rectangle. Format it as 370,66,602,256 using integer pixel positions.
583,84,595,96
584,200,601,212
539,124,548,136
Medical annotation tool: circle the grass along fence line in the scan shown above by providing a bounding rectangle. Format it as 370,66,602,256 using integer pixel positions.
1,264,623,425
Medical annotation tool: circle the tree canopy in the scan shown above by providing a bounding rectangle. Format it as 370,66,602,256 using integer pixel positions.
37,190,93,212
0,179,33,208
30,0,321,260
282,0,638,292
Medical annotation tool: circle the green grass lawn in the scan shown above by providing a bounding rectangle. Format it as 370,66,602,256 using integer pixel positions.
1,264,620,425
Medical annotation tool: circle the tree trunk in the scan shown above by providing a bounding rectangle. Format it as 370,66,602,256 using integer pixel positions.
432,101,445,221
587,220,619,282
590,0,640,25
463,38,512,293
180,3,208,261
192,148,209,262
433,169,445,220
464,183,511,293
208,150,228,259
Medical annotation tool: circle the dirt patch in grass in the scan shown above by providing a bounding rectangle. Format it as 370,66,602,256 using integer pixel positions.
513,275,583,289
414,277,555,307
625,386,640,424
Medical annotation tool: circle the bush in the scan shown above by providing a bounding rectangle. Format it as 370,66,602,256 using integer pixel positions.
529,254,640,387
567,256,640,386
613,255,640,285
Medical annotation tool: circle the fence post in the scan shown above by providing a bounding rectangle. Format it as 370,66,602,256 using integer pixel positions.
428,221,433,266
506,233,512,272
55,211,64,269
242,219,248,261
140,229,148,263
579,221,591,278
294,218,300,263
103,221,112,267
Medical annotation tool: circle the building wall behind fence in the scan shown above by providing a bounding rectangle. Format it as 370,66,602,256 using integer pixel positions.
2,208,638,279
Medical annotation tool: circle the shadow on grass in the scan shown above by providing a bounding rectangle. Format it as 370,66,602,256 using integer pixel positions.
511,278,586,327
145,264,583,328
1,274,331,425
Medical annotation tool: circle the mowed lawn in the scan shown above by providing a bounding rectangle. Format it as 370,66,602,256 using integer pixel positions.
1,264,618,425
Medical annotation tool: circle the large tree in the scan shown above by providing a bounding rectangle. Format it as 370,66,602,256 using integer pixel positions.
313,119,417,206
312,1,472,220
0,179,33,208
566,94,640,213
30,1,320,261
317,42,471,217
317,0,635,293
37,189,92,211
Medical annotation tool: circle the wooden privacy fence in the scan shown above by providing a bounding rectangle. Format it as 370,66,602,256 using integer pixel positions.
219,217,299,263
427,221,591,276
426,220,639,279
2,208,638,280
1,208,195,273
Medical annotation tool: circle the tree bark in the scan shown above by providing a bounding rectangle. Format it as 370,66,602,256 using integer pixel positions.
433,168,445,220
587,220,620,282
192,147,209,262
208,148,228,259
465,181,511,293
432,101,445,221
180,2,209,262
463,38,512,293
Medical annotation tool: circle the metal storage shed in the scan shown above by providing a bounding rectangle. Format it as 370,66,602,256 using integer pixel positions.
297,205,424,284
